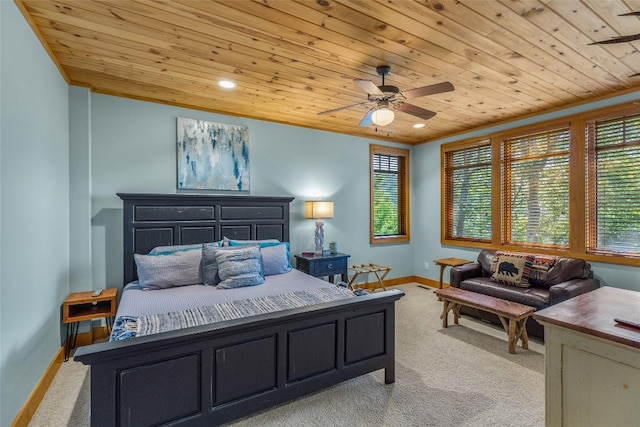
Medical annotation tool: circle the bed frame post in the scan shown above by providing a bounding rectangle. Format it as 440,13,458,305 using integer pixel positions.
385,303,396,384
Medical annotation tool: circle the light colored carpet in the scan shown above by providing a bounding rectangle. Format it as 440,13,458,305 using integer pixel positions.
29,283,545,427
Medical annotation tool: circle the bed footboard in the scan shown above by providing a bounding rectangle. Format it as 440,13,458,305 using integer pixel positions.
74,290,404,426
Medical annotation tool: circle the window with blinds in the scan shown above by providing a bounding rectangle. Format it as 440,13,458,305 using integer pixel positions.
370,145,409,243
586,113,640,256
502,126,570,247
443,142,492,241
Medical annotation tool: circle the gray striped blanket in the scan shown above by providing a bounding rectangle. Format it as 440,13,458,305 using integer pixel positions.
110,286,356,341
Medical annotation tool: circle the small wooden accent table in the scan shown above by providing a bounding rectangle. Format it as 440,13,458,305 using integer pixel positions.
435,287,535,354
63,288,118,361
433,257,473,288
348,263,391,291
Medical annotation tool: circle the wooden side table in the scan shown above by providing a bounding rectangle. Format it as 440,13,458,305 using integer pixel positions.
63,288,118,361
294,253,350,283
433,257,473,289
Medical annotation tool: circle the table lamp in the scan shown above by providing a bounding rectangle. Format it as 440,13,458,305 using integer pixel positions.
305,200,334,255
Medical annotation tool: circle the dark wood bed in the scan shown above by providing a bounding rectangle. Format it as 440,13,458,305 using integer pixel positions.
74,193,404,426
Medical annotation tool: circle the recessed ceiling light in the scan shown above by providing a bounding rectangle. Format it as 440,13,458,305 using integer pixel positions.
218,80,236,89
413,123,426,128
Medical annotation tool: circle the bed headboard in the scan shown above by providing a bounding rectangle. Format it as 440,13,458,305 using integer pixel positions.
118,193,295,285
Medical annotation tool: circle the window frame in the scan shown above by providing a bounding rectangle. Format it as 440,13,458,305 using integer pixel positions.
370,144,410,245
441,139,492,244
500,122,571,249
440,102,640,267
585,106,640,257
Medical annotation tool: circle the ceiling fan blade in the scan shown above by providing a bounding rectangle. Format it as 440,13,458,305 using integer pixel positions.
397,103,437,120
354,79,384,96
318,102,367,115
589,33,640,45
402,82,455,99
359,110,374,127
619,11,640,16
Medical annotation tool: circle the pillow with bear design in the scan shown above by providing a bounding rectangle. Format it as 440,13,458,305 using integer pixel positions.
490,252,535,287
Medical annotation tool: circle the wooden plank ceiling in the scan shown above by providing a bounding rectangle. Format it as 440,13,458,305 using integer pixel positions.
17,0,640,144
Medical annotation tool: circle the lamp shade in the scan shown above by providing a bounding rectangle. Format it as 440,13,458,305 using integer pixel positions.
305,201,334,219
371,107,395,126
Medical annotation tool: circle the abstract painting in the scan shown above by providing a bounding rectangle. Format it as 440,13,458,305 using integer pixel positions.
177,117,250,191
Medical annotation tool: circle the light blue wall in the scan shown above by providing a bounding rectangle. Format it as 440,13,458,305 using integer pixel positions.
4,1,640,423
0,2,70,426
413,91,640,292
69,87,92,293
69,92,415,292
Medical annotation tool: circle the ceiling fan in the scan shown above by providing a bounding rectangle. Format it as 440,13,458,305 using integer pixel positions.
587,11,640,77
318,65,454,127
589,11,640,45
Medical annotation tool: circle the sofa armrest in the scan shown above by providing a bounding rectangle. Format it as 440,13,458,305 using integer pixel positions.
549,278,600,305
450,263,482,288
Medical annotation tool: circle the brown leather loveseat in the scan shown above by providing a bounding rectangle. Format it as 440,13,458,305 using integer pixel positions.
450,249,600,338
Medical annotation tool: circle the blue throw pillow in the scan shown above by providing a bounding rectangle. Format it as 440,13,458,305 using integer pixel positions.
229,240,292,275
226,238,280,247
259,243,292,275
150,242,220,255
202,242,222,286
215,245,265,289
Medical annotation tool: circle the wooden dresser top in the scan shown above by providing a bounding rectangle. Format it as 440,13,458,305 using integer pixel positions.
534,287,640,350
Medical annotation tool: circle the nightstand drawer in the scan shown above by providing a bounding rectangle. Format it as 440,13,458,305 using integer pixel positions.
312,258,347,276
294,253,350,284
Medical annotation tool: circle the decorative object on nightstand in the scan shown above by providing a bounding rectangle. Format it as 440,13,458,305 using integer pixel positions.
294,252,350,283
305,200,334,255
63,288,118,361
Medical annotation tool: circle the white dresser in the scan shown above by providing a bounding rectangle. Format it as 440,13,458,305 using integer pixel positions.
534,287,640,427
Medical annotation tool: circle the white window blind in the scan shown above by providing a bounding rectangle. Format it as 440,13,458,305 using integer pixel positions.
502,127,570,247
586,113,640,256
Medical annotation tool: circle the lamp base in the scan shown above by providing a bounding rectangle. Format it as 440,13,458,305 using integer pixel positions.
314,220,324,255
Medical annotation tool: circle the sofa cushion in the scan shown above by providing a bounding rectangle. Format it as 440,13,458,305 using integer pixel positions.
477,250,495,277
490,251,535,287
460,277,550,309
542,257,591,288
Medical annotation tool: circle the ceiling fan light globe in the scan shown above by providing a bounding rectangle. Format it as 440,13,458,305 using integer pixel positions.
371,108,395,126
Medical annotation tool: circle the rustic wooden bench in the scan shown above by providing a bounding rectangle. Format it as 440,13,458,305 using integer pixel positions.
434,287,536,354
